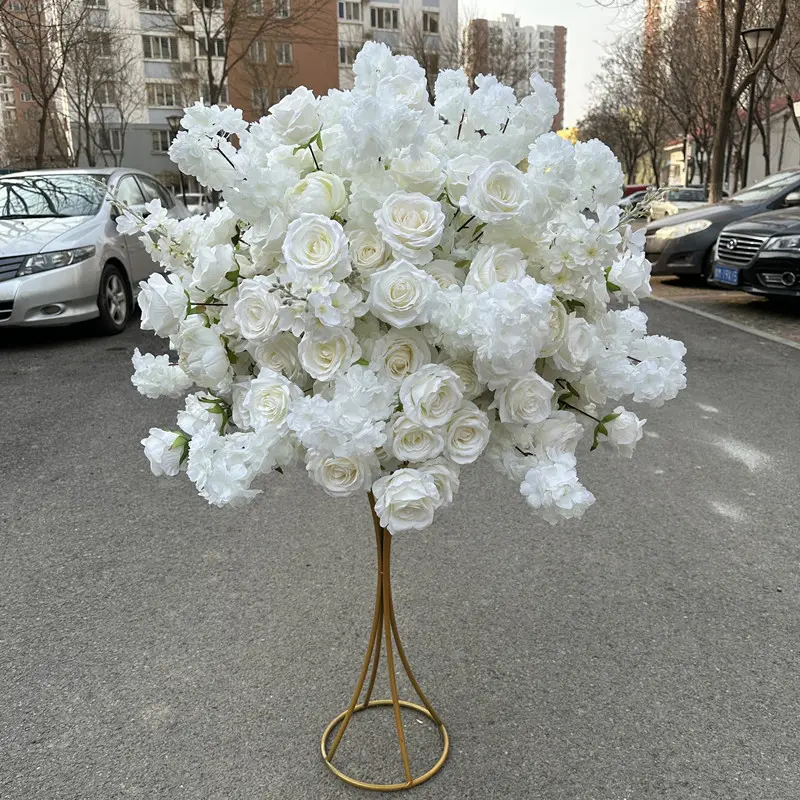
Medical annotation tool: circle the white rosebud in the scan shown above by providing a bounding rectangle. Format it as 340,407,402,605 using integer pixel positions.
372,468,442,534
178,317,231,389
298,325,360,381
604,406,645,457
349,228,391,277
370,328,432,384
552,315,595,373
141,428,185,477
492,372,554,426
465,244,527,291
368,260,439,328
418,457,460,507
386,413,445,462
282,213,350,288
284,171,347,219
267,86,320,144
192,244,236,295
306,450,380,497
465,161,528,223
138,273,186,337
400,364,464,428
444,401,491,465
375,191,446,265
131,348,193,399
234,276,282,342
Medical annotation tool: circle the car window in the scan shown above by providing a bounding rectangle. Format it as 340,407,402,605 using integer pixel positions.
0,174,108,218
115,175,146,208
730,170,800,204
138,175,173,208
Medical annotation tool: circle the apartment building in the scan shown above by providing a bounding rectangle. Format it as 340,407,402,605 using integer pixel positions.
465,14,567,131
336,0,459,91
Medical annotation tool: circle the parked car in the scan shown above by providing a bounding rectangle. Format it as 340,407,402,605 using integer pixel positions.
648,186,709,220
710,207,800,299
623,184,649,197
644,168,800,281
0,168,188,334
183,192,213,216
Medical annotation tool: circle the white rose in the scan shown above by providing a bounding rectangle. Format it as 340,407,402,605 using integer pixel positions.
539,298,568,358
386,413,445,462
284,171,347,219
552,315,595,373
446,154,489,206
465,244,527,291
465,161,528,223
418,457,460,507
607,252,652,304
530,410,585,455
370,328,431,384
389,148,445,197
424,258,464,289
192,244,236,295
282,213,350,287
374,191,446,265
349,228,391,277
604,406,645,457
298,325,360,381
400,364,464,428
251,332,307,384
234,276,282,342
372,468,442,534
138,273,186,337
243,369,302,431
268,86,320,144
368,260,439,328
444,401,491,465
492,372,554,425
131,348,193,400
306,450,379,497
178,317,231,389
141,428,185,477
443,357,485,401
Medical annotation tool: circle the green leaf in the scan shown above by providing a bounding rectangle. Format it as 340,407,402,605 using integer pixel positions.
600,412,621,424
224,269,239,283
357,358,369,366
606,280,621,293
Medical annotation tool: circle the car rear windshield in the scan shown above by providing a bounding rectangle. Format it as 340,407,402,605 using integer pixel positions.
0,174,108,219
728,171,800,205
666,189,706,201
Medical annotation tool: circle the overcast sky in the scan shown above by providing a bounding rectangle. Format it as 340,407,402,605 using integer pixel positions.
472,0,641,127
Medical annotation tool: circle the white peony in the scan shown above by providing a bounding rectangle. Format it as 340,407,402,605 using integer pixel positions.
375,192,446,265
192,244,236,295
372,468,442,534
141,428,185,477
131,348,193,399
400,364,464,428
444,401,491,464
178,317,231,389
445,154,489,206
368,260,439,328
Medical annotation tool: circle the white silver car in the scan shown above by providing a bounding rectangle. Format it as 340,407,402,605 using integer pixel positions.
0,168,187,334
648,187,709,221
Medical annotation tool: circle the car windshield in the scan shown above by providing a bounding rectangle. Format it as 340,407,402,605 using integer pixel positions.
667,189,705,202
0,174,108,219
728,170,800,205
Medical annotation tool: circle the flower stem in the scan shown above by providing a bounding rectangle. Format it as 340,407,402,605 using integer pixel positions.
560,401,601,424
456,109,466,140
308,142,320,171
457,214,475,232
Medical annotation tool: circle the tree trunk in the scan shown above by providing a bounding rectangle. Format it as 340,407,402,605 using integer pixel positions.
35,109,48,168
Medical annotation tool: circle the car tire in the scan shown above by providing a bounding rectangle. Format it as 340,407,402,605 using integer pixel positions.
701,249,716,285
95,264,131,335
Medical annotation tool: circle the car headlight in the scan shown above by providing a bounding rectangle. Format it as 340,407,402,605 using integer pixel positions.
17,246,96,276
653,219,713,240
764,235,800,251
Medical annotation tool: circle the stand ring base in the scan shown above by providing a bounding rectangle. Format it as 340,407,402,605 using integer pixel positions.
321,699,449,792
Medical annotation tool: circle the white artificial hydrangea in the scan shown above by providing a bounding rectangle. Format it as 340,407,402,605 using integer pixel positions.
124,42,686,533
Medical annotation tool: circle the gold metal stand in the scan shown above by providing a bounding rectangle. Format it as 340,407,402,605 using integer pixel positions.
320,494,450,791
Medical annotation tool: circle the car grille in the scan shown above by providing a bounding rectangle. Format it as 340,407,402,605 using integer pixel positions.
715,233,768,267
0,255,24,283
0,300,13,321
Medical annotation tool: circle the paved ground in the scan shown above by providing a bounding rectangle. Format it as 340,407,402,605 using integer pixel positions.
2,299,800,800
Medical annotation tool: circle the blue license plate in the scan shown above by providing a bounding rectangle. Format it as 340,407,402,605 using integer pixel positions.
713,265,739,285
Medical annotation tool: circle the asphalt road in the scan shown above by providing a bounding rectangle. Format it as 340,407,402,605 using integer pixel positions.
2,300,800,800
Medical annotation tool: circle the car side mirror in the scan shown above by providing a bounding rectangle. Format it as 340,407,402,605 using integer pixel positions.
784,191,800,207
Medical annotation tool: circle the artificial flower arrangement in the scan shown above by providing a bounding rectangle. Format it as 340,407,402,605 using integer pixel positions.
125,42,686,533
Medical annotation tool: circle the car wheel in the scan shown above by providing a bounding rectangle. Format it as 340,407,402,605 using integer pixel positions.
95,264,131,335
701,249,716,285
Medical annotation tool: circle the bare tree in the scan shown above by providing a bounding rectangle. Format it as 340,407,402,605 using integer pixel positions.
399,8,462,101
237,37,298,119
463,16,530,94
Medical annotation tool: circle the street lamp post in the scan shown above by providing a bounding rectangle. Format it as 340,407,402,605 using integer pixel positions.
740,27,774,188
166,114,187,207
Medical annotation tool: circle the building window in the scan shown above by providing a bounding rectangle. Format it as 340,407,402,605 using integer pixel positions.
338,44,358,66
198,37,225,57
276,87,293,100
139,0,175,10
0,75,7,86
152,129,171,152
23,107,38,119
90,32,113,57
0,91,13,105
86,0,108,8
246,0,263,13
20,90,33,102
142,35,178,60
337,1,360,20
147,82,180,107
422,11,438,34
370,7,398,30
200,82,228,104
3,108,17,122
251,86,269,113
274,0,290,17
200,0,221,8
248,40,266,62
275,42,292,64
100,128,123,152
95,82,117,105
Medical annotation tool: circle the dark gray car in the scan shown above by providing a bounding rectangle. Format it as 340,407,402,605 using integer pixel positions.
644,169,800,281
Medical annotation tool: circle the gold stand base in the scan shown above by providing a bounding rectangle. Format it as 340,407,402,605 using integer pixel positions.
320,494,450,791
